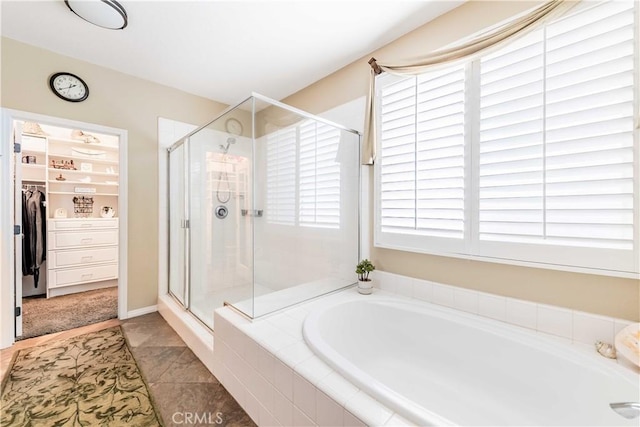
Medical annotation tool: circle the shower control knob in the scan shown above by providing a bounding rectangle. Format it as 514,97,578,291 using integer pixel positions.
215,205,228,219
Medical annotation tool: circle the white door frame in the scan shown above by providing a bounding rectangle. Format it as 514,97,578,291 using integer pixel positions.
0,108,128,349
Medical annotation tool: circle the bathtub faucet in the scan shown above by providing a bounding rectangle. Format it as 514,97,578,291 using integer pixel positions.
610,402,640,419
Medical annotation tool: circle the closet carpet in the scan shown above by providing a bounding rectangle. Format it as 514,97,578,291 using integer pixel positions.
20,287,118,340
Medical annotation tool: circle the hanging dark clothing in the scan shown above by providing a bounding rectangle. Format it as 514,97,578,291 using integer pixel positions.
22,189,46,287
21,190,33,276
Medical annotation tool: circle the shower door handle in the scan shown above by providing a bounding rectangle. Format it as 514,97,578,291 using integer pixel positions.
181,219,190,229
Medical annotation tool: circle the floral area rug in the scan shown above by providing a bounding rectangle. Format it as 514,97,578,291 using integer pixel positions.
1,327,163,426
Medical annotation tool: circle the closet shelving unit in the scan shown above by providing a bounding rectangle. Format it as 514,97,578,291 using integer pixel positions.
21,131,120,297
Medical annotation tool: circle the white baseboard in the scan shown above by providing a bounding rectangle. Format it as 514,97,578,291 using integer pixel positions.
126,305,158,319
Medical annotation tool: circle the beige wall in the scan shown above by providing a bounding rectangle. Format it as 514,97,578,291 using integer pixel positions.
282,1,640,321
1,37,227,311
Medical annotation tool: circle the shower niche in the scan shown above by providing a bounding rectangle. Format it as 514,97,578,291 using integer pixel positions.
167,94,360,328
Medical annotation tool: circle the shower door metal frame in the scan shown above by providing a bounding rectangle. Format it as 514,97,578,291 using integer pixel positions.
167,138,191,311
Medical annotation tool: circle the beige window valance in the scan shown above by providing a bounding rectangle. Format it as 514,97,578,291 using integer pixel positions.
362,0,579,165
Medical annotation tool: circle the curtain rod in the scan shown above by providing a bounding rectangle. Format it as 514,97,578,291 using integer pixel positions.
368,57,382,75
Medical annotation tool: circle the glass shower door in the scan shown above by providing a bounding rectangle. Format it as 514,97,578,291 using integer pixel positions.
188,118,254,328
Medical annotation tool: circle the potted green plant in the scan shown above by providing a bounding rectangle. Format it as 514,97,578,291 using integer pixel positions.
356,259,375,295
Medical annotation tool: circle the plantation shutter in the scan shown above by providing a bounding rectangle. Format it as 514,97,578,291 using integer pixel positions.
379,66,466,239
266,127,297,225
379,76,417,232
479,0,636,250
299,120,341,228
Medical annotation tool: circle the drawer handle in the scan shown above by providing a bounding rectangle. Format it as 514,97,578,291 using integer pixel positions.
80,223,93,228
80,238,93,244
81,273,94,279
81,256,93,262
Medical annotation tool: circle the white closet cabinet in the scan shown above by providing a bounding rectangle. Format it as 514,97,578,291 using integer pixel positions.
47,218,118,297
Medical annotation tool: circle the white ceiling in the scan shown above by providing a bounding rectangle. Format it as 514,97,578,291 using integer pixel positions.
1,1,464,106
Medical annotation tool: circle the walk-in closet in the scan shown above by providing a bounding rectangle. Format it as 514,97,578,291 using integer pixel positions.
13,120,122,339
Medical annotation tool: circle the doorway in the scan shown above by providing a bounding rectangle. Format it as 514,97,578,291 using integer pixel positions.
0,109,128,347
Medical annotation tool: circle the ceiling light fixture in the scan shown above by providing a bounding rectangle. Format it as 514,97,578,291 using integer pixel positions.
64,0,128,30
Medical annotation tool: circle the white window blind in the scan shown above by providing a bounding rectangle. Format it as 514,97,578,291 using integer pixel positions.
379,65,466,239
376,0,638,275
479,0,636,251
265,120,341,229
299,120,341,228
266,127,297,225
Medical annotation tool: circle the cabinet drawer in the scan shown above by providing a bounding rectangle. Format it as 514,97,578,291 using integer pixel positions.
48,263,118,288
48,230,118,249
49,219,118,230
48,247,118,268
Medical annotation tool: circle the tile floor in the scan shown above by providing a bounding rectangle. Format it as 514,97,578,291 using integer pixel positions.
1,312,255,427
121,312,256,427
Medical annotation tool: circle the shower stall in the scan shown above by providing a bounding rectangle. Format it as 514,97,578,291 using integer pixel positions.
167,93,360,329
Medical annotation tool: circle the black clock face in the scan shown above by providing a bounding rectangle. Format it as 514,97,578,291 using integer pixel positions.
49,72,89,102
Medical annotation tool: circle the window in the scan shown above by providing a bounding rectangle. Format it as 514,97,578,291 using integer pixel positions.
266,127,297,225
375,0,638,275
266,120,341,229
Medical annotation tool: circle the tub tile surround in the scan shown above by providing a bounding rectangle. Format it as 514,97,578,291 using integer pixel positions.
374,270,634,353
214,290,398,426
214,272,637,427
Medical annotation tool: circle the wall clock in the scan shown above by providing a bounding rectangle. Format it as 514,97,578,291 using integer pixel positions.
225,118,243,136
49,72,89,102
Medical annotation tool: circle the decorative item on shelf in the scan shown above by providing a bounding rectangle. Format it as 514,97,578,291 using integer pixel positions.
71,129,100,144
105,166,116,174
51,159,77,170
72,196,94,217
23,122,48,136
356,259,376,295
105,180,118,185
78,176,92,183
74,187,96,194
80,162,93,172
54,208,68,218
21,155,36,164
71,147,107,159
100,206,115,218
55,174,66,181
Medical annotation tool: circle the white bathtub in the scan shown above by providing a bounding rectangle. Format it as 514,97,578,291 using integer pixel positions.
303,297,639,426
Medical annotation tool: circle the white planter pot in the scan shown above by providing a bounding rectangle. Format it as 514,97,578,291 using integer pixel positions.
357,279,373,295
